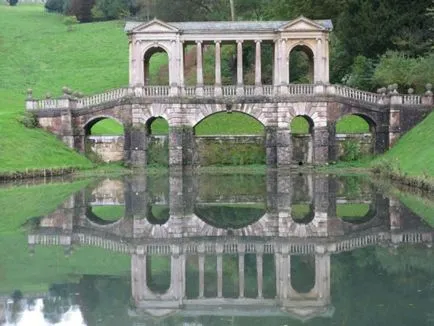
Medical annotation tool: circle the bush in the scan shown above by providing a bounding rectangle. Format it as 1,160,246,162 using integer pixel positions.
19,112,38,129
45,0,66,13
92,0,130,20
7,0,18,6
63,16,78,31
341,139,361,162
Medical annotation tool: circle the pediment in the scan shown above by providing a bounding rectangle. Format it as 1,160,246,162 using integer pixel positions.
132,19,179,33
280,17,326,31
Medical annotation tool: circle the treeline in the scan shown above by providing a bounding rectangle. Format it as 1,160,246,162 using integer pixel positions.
45,0,434,92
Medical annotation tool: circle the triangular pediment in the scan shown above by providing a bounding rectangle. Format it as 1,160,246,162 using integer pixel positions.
131,19,179,33
280,16,326,31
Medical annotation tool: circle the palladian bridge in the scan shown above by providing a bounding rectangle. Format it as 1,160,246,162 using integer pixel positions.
26,17,433,166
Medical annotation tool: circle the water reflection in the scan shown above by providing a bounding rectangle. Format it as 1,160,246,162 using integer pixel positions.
2,172,434,325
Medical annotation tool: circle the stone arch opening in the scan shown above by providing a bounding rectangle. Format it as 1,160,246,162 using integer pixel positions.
194,204,265,229
144,46,169,86
336,114,376,161
145,117,169,166
83,117,125,163
290,255,315,294
289,45,314,84
337,202,377,224
193,111,265,165
290,115,314,164
146,256,171,294
85,206,125,225
146,204,170,225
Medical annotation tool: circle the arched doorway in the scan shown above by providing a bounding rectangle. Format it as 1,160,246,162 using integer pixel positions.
336,114,375,161
194,111,265,165
290,115,314,165
290,255,315,294
289,45,314,84
146,117,169,166
144,47,169,85
84,117,124,162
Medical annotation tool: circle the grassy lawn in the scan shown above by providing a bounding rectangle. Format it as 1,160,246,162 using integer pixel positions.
91,205,125,220
336,203,371,219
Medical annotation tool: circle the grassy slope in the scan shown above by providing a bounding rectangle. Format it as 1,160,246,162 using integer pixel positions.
375,112,434,176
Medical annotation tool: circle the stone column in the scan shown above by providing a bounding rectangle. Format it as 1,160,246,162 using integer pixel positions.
389,198,402,230
238,244,245,298
217,253,223,298
198,253,205,298
254,40,262,95
256,246,264,298
180,42,185,89
127,124,147,168
168,125,195,167
314,38,322,83
314,175,329,236
276,128,292,166
214,41,222,96
236,40,244,95
265,126,278,167
196,41,204,95
388,107,401,149
313,126,330,164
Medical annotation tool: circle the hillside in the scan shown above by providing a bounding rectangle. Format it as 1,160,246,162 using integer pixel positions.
374,111,434,177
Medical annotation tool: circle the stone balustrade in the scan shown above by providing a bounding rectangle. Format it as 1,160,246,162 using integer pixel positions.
28,230,434,255
25,84,433,111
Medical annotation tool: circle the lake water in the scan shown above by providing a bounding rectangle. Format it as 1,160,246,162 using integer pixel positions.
1,172,434,325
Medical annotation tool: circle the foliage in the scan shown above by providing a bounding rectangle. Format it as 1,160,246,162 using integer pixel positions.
69,0,95,22
341,139,361,161
342,55,375,90
63,15,78,31
18,111,39,129
7,0,19,6
45,0,67,13
92,0,130,20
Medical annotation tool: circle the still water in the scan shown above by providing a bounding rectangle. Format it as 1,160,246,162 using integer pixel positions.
0,172,434,326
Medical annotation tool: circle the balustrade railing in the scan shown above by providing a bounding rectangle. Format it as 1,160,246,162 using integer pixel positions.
402,95,422,105
27,84,430,110
78,87,129,108
333,85,380,103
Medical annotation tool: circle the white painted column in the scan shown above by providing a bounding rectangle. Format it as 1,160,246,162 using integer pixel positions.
198,254,205,298
255,40,262,95
214,41,222,96
180,42,185,88
196,41,204,95
273,40,280,93
256,252,263,298
217,254,223,298
236,40,244,95
238,253,245,298
128,39,133,86
315,38,322,83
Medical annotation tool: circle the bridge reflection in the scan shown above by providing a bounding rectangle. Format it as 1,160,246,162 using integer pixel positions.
27,172,434,322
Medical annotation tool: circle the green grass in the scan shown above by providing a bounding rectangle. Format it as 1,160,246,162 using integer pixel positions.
291,203,312,220
91,205,125,220
91,119,124,135
0,180,130,293
336,203,370,219
0,180,90,234
374,111,434,177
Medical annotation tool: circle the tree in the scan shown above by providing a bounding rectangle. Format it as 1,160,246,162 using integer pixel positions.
69,0,95,22
6,0,19,6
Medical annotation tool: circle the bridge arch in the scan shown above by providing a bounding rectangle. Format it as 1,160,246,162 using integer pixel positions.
288,44,315,84
83,115,125,135
191,103,269,128
335,113,376,160
142,45,171,86
290,115,314,164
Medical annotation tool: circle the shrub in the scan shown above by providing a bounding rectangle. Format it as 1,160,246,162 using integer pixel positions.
341,139,361,162
92,0,130,20
45,0,66,13
7,0,19,6
19,112,38,129
63,16,78,31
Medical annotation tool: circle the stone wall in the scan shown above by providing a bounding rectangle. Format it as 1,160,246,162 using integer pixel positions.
291,134,313,165
195,136,265,166
87,136,124,162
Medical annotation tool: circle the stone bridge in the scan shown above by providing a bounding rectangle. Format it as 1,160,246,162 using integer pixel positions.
25,17,433,166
